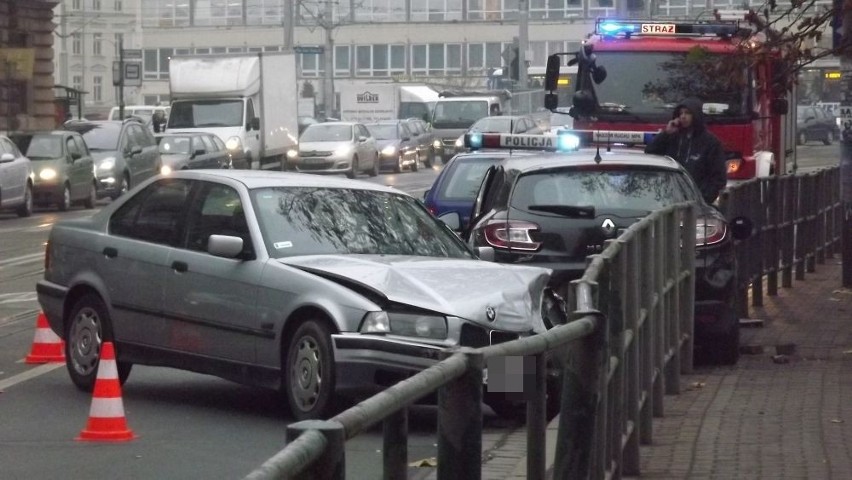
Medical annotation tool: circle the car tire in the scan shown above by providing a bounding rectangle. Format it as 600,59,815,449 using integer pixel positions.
394,155,403,174
424,150,433,169
823,130,834,145
65,294,132,392
284,320,336,421
797,131,807,146
111,173,130,200
411,154,419,172
346,156,358,179
83,181,96,209
369,154,380,177
16,183,33,218
58,183,71,212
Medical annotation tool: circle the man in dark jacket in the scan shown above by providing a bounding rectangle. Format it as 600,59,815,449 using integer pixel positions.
645,97,728,204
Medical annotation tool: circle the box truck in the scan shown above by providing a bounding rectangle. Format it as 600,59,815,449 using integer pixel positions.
338,84,439,123
166,53,298,170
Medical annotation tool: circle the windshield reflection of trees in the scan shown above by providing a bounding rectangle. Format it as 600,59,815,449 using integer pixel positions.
516,171,693,211
256,187,472,259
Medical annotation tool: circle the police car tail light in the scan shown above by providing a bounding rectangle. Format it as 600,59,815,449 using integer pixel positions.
483,219,542,251
696,217,727,246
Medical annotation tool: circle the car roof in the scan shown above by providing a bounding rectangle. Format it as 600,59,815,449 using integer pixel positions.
9,130,74,137
310,121,358,127
155,132,210,137
496,148,683,173
167,169,405,193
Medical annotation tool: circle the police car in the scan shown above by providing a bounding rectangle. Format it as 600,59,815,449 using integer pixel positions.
443,131,751,365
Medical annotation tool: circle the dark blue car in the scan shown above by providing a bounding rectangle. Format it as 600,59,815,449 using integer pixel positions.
424,150,538,230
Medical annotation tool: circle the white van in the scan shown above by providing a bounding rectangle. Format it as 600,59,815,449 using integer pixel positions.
108,105,170,122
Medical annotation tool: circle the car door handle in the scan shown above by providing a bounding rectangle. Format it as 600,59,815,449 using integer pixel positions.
171,261,188,273
102,247,118,258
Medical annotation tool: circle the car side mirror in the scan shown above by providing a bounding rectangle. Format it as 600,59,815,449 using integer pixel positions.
730,216,753,241
130,145,143,155
358,135,368,142
437,211,461,231
208,234,244,258
0,152,15,163
402,137,411,142
71,151,82,161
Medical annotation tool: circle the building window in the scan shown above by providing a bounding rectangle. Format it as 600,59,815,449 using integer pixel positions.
412,0,463,21
354,0,407,22
195,47,211,54
114,33,124,55
72,34,82,55
143,48,173,80
144,94,169,105
656,0,690,17
334,45,350,76
195,0,245,26
247,0,285,25
410,44,461,76
352,44,406,77
93,0,102,10
93,76,103,102
72,75,83,91
115,0,123,11
263,46,280,52
468,0,517,20
300,49,325,77
588,0,616,17
72,0,82,10
529,0,583,19
93,33,103,56
141,1,191,27
297,0,351,25
468,42,510,72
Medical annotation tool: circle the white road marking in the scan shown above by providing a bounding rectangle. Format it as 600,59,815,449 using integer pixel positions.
0,363,64,391
0,253,43,268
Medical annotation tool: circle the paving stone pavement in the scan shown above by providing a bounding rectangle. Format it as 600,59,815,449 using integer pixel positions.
416,258,852,479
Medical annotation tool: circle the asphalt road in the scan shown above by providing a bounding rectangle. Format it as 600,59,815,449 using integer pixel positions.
0,146,838,479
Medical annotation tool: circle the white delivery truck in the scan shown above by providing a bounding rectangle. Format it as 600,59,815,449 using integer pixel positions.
338,84,439,123
166,53,298,170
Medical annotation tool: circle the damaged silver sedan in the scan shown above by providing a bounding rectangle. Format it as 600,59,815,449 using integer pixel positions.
36,170,558,420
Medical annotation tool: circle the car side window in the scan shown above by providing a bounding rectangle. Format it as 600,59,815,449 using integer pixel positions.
211,136,226,151
184,182,253,256
246,99,256,125
358,124,370,138
129,125,149,147
73,135,89,156
400,123,412,139
66,137,80,159
1,138,19,156
191,136,207,154
200,135,217,152
109,178,193,246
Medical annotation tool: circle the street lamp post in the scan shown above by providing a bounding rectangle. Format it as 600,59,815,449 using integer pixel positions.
118,36,125,120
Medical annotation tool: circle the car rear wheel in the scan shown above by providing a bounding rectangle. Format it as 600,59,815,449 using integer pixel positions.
369,154,380,177
16,183,33,218
58,183,71,211
284,320,335,420
65,294,132,391
83,181,96,209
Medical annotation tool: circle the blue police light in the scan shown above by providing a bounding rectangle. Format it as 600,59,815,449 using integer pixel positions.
598,21,637,35
556,133,581,151
467,132,483,150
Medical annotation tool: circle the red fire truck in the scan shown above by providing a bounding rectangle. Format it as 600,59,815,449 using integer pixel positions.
546,18,796,182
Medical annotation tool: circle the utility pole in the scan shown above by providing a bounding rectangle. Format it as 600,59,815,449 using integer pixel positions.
283,0,294,52
518,0,529,90
842,1,852,287
60,1,68,86
118,35,125,120
322,0,335,119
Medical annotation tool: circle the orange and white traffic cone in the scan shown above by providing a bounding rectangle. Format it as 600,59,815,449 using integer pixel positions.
24,312,65,364
76,342,136,442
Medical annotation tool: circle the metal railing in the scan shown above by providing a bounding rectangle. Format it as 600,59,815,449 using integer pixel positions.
244,204,697,480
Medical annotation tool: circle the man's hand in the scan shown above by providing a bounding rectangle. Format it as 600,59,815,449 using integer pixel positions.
664,119,680,134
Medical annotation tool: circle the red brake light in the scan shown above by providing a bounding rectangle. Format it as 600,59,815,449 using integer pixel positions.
483,219,542,251
696,217,727,246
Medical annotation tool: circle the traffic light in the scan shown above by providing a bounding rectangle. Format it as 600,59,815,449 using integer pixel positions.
510,47,520,81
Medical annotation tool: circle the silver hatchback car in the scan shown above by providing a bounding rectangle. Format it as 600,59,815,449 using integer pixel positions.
37,170,556,420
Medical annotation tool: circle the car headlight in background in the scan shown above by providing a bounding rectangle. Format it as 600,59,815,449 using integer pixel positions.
381,145,397,156
334,144,353,157
98,157,116,172
225,136,242,151
286,149,299,159
454,137,464,148
432,139,442,149
38,168,58,181
360,311,448,339
160,165,172,175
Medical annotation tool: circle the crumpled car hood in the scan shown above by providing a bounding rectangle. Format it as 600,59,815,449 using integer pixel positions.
278,255,552,333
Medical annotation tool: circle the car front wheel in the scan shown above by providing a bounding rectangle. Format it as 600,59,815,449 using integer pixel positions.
65,294,132,391
284,320,336,421
16,183,33,217
58,183,71,211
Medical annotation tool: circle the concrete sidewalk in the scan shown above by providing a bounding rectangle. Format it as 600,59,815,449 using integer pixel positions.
415,257,851,479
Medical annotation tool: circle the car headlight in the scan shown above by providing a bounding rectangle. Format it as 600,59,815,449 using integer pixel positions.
286,149,299,159
360,311,448,339
98,157,116,172
454,137,464,148
39,168,58,181
381,145,397,156
225,136,242,151
334,145,353,157
432,139,442,149
160,165,172,175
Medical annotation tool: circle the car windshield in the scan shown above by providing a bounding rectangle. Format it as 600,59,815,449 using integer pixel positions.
511,168,698,212
11,135,62,159
168,100,243,128
157,136,191,155
432,100,489,129
469,117,514,133
251,187,473,259
300,125,353,142
437,156,505,201
67,124,120,151
591,50,749,118
366,124,399,140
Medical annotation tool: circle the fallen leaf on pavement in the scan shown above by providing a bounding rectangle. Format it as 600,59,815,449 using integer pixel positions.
832,289,852,295
772,355,790,364
843,350,852,355
691,382,706,389
409,457,438,467
830,419,844,424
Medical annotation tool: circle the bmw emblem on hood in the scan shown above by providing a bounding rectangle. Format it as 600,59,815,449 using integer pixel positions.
601,218,617,236
485,306,497,322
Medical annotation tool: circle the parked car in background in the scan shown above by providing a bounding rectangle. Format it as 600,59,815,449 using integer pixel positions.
797,105,838,145
458,132,752,365
0,135,33,217
454,114,543,152
36,169,558,420
108,105,170,122
401,117,434,168
9,131,96,211
155,132,231,173
64,118,161,200
365,120,419,173
287,122,379,178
